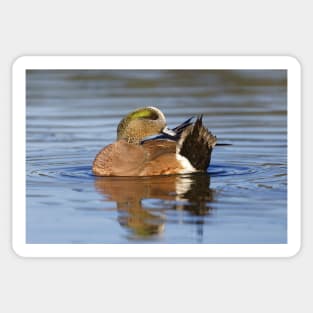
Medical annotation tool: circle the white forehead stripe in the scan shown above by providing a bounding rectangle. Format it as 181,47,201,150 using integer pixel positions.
147,106,166,122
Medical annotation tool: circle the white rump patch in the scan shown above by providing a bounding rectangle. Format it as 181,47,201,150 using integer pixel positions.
176,154,196,174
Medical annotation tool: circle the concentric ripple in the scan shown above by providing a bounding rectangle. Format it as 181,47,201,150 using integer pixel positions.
28,162,258,181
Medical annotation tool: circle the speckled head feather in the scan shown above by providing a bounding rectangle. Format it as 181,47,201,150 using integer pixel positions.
117,106,167,144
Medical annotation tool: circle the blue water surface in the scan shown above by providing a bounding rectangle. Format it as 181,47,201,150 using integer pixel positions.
26,70,287,244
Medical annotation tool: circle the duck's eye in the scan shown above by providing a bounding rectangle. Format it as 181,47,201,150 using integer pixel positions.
130,109,158,120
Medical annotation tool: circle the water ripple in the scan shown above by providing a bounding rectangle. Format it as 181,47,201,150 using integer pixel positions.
28,163,260,181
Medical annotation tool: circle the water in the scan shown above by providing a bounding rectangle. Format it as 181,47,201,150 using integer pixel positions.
26,69,287,244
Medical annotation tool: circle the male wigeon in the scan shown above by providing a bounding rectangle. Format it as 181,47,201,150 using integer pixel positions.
92,107,217,176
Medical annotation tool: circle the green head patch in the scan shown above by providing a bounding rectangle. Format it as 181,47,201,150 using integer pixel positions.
129,108,159,120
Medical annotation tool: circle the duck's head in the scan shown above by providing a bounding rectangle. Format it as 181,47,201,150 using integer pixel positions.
117,106,175,144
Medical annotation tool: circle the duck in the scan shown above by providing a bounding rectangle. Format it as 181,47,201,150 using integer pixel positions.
92,106,217,176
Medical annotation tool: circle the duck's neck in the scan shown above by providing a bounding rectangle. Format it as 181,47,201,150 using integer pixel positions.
125,137,141,145
118,133,141,145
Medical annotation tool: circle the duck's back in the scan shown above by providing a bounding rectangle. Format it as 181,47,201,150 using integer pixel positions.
140,140,185,176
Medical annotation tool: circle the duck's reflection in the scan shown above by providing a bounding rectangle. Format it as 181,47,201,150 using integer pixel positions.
94,173,214,239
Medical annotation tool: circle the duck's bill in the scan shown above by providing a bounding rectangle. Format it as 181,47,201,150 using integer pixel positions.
161,127,177,138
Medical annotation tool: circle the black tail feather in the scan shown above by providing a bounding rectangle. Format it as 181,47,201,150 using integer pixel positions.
215,143,232,146
179,115,217,171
